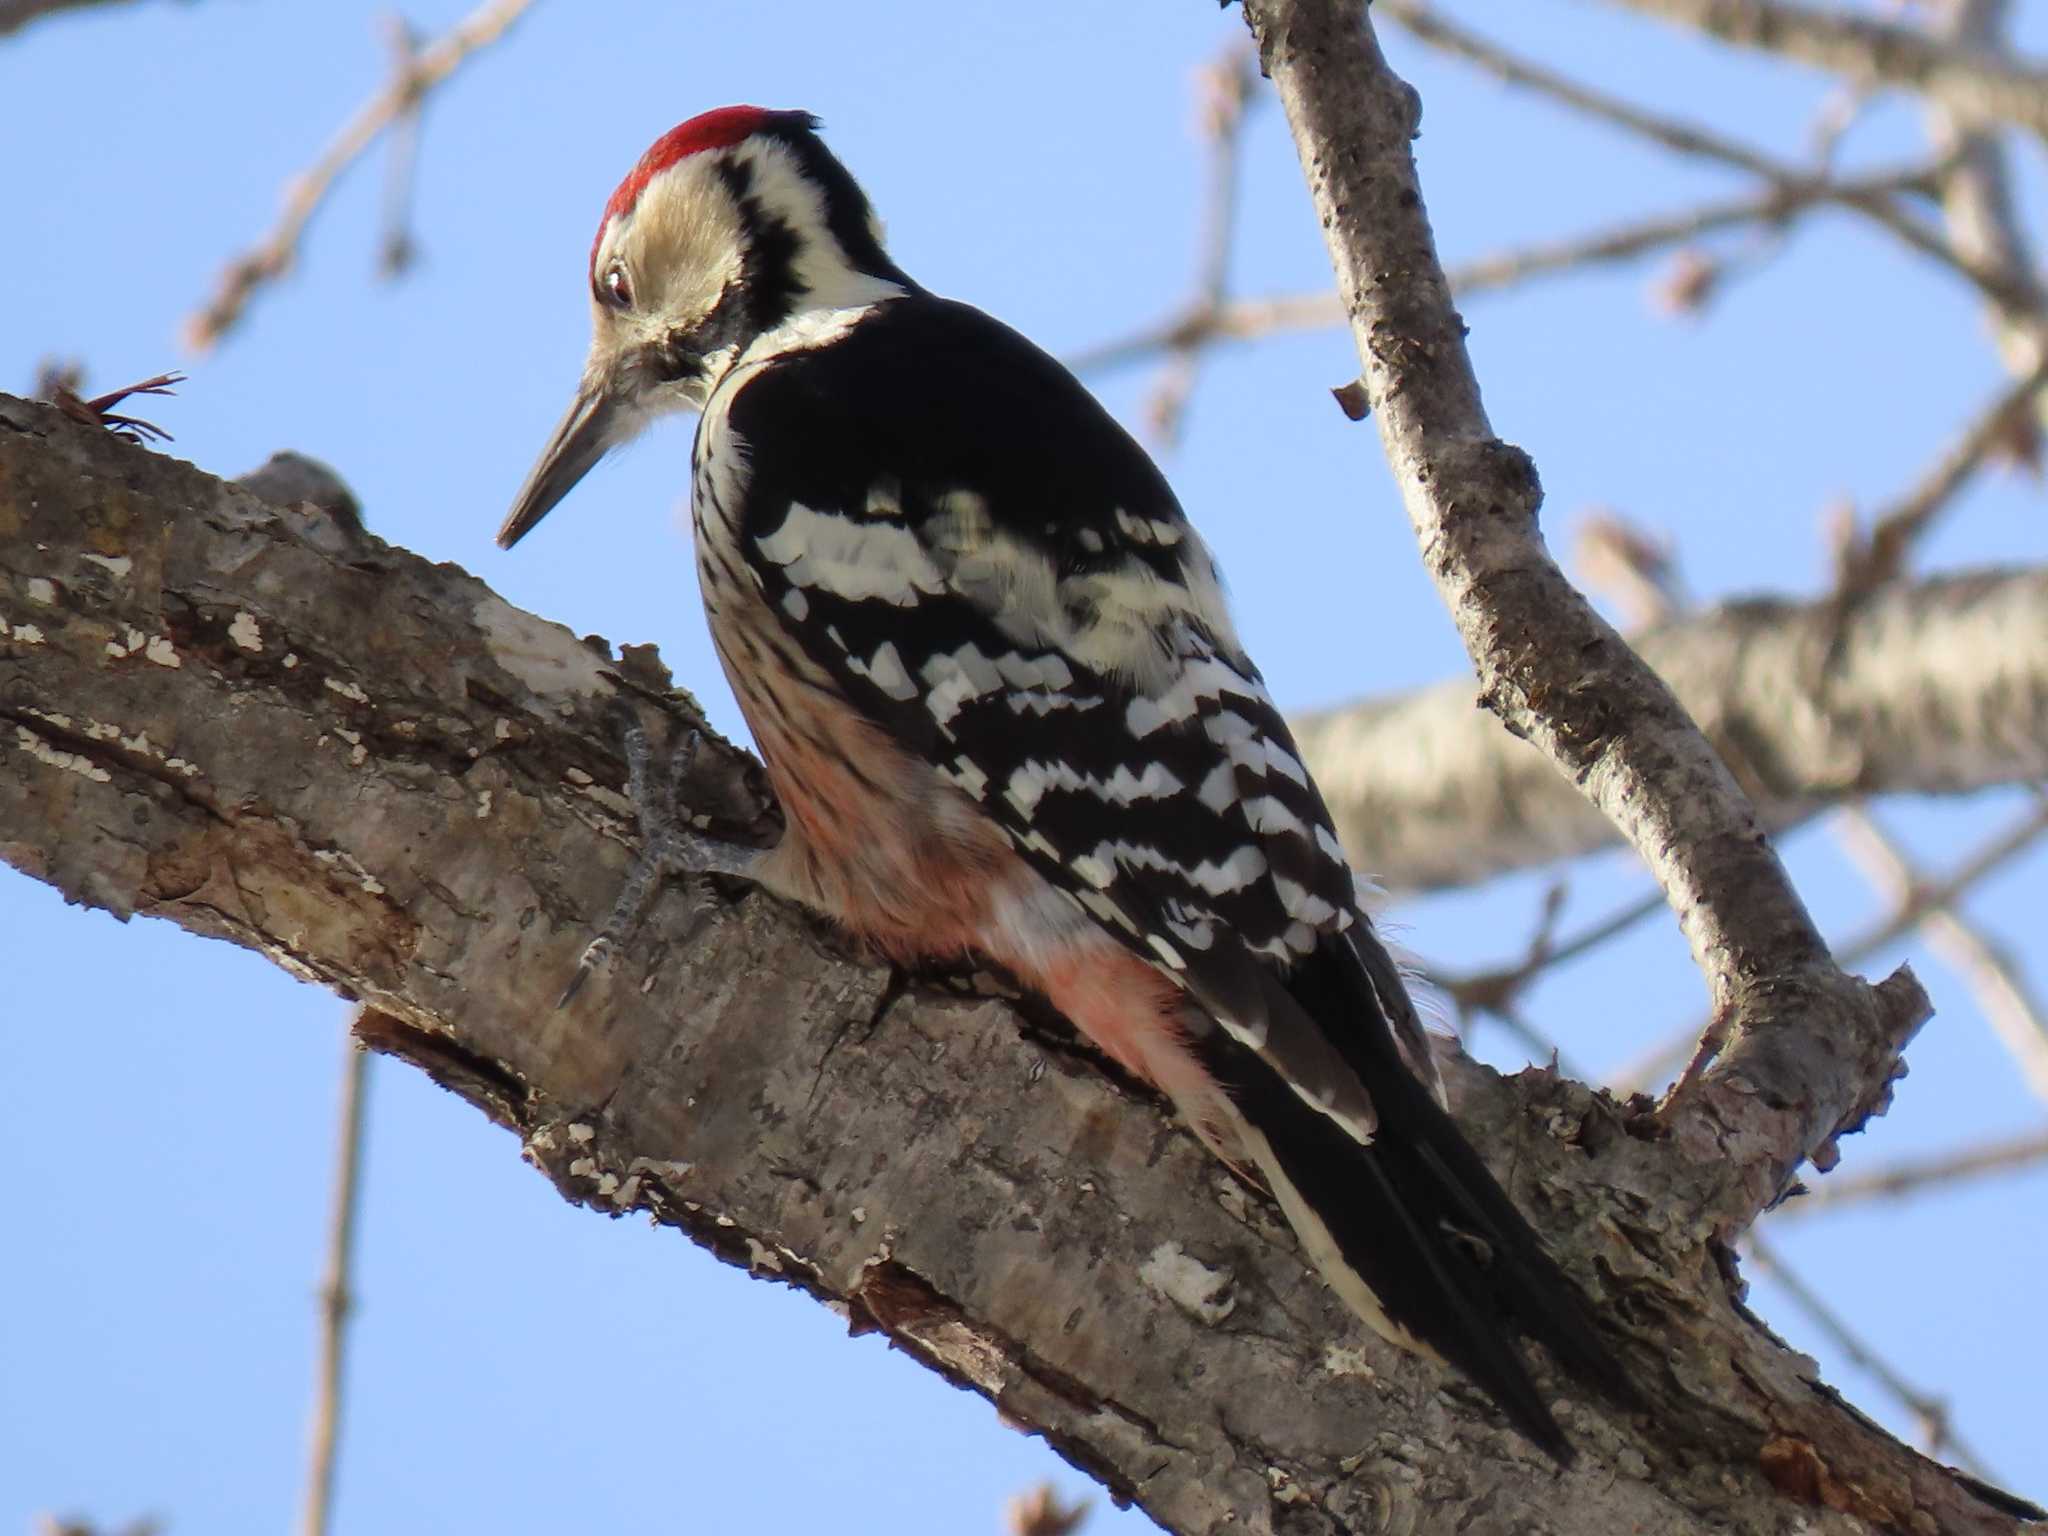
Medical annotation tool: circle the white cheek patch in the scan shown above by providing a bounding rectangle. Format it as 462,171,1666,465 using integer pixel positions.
755,504,948,606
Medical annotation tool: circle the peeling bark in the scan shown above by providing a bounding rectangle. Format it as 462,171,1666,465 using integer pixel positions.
3,398,2037,1532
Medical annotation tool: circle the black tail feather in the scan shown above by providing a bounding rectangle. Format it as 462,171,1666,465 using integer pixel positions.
1197,938,1640,1462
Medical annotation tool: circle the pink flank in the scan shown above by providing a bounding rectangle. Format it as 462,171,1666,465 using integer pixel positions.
717,625,1239,1164
590,106,778,272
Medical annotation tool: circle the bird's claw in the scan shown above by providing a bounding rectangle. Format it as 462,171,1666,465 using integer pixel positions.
557,712,753,1007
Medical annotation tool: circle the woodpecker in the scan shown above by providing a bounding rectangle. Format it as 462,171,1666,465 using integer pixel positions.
501,107,1631,1459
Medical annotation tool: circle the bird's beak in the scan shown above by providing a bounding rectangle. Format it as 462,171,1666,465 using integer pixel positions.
497,377,628,549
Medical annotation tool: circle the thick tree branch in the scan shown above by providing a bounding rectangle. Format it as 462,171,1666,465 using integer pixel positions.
4,396,2036,1531
1293,567,2048,892
1234,0,1928,1243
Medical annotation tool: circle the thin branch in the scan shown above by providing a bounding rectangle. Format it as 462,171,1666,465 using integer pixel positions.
1745,1233,1994,1477
1433,885,1666,1063
1928,0,2048,443
298,1029,373,1536
1452,164,1936,294
1613,796,2048,1092
1143,45,1257,444
1834,351,2048,594
0,0,144,37
1777,1128,2048,1212
1834,806,2048,1105
376,15,426,280
1379,0,2019,304
184,0,536,350
1593,0,2048,144
1006,1484,1090,1536
1070,163,1936,377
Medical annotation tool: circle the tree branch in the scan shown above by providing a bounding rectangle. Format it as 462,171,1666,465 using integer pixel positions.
1293,566,2048,892
0,0,147,38
4,394,2037,1531
183,0,536,350
1378,1,2021,308
1594,0,2048,144
1235,0,1928,1244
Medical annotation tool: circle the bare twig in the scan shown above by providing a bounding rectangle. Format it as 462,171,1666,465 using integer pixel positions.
40,368,184,444
1745,1232,1994,1476
1834,806,2048,1105
0,0,142,36
1430,887,1663,1078
378,15,426,279
1379,0,2017,302
1834,351,2048,594
1144,46,1257,443
1593,0,2048,145
1453,165,1936,294
1006,1484,1090,1536
185,0,536,349
1576,513,1685,629
1071,164,1937,377
1928,0,2048,444
1614,796,2048,1091
1777,1128,2048,1212
298,1027,373,1536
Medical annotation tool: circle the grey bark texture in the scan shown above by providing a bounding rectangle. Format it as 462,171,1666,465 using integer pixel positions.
3,394,2038,1534
1296,570,2048,893
1235,0,1929,1247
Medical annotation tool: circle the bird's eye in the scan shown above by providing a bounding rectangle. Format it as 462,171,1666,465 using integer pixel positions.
603,262,632,308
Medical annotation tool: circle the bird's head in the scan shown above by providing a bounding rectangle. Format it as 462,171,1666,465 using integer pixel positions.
499,106,909,548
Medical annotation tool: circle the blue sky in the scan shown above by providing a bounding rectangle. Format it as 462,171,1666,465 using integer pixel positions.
4,2,2045,1530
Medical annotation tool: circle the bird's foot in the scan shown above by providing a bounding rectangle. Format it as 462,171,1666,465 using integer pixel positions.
559,710,758,1007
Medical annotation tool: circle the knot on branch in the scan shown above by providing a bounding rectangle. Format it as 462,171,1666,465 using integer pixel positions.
1669,961,1932,1237
1427,437,1544,527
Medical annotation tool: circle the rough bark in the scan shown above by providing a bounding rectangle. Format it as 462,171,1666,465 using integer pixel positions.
1296,569,2048,892
4,398,2038,1534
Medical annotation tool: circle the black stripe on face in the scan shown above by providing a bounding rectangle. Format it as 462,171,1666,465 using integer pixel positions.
715,157,804,336
758,120,914,289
